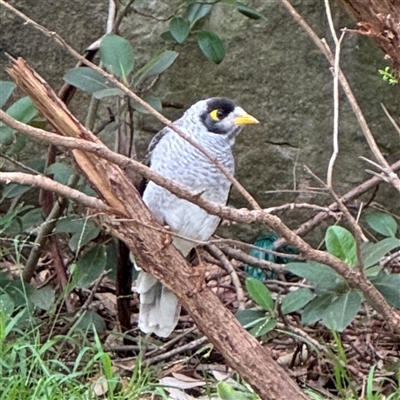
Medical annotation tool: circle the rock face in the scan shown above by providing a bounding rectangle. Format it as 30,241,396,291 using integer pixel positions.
1,1,399,242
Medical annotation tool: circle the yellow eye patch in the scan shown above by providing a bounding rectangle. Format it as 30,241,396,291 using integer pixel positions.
209,109,221,121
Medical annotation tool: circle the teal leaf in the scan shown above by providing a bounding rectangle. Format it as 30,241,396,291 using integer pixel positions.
325,226,357,267
73,310,106,333
372,273,400,308
93,88,125,99
322,291,362,331
2,183,31,199
134,50,179,84
285,262,345,290
169,17,190,43
69,226,101,253
0,96,38,143
46,162,76,185
235,309,265,327
302,294,334,325
362,238,400,268
100,33,135,79
245,277,274,312
130,96,162,114
30,286,55,311
20,208,44,232
186,3,213,24
63,67,112,93
197,31,225,64
366,212,398,237
56,215,101,252
0,81,16,108
74,245,107,288
236,3,265,20
364,265,383,277
281,288,315,314
249,317,277,337
160,30,178,43
0,293,15,317
217,381,258,400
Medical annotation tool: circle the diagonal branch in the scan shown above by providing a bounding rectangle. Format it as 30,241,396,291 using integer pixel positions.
4,55,308,400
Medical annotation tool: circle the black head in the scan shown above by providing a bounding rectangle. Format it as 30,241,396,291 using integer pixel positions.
200,97,237,134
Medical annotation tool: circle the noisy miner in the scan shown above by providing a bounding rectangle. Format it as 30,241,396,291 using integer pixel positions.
136,97,259,337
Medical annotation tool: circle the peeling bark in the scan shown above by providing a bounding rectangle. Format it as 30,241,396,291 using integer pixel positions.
338,0,400,71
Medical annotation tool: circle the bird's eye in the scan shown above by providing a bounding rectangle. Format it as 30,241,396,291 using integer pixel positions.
209,109,224,121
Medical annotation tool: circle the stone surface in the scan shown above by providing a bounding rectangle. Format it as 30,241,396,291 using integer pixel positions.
1,0,399,242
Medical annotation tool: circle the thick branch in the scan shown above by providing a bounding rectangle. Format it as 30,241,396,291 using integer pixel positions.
4,57,308,400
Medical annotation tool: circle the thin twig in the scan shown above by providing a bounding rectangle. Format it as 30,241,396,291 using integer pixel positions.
0,0,260,211
207,244,245,310
0,172,111,212
144,336,209,365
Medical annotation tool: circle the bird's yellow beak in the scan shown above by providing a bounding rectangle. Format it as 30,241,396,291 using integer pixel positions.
234,113,259,126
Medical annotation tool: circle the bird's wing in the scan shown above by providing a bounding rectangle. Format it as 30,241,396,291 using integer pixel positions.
137,126,171,196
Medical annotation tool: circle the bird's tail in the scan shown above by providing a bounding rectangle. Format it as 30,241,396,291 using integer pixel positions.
136,271,181,338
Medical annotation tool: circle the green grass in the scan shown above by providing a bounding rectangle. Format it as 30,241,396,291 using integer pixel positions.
0,307,165,400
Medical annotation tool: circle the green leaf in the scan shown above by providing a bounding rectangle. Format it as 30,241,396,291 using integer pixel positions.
0,81,16,108
0,279,34,309
30,286,55,311
100,33,135,79
235,309,265,327
285,262,345,290
236,3,265,20
169,17,190,44
56,214,96,233
0,96,38,143
217,381,258,400
160,30,178,43
93,88,125,99
366,212,398,237
0,204,32,233
20,208,43,232
63,67,112,93
302,294,334,325
362,238,400,268
69,226,101,253
186,3,213,23
73,310,106,333
197,31,225,64
130,96,162,114
325,226,357,267
2,183,31,199
134,50,179,84
74,245,107,288
364,265,383,277
0,293,15,317
245,277,274,312
46,162,76,185
56,215,101,252
249,317,277,337
372,273,400,308
322,291,362,331
281,288,315,314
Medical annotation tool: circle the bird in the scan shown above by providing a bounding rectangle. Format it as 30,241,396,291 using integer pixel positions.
136,97,259,337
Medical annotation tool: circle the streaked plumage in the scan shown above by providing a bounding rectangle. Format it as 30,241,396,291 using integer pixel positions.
136,97,258,337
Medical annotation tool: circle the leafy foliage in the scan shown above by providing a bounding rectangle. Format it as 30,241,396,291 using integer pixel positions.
240,218,400,334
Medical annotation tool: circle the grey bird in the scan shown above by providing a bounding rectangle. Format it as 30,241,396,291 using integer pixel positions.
136,97,259,337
